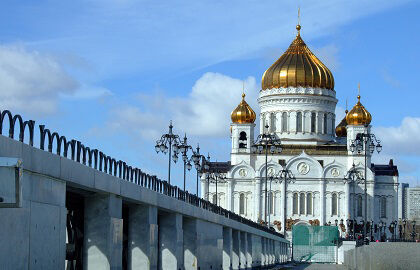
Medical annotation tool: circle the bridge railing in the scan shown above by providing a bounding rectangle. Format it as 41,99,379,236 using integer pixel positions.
0,109,282,237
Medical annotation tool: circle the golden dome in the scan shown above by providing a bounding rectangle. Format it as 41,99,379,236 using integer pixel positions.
335,110,348,137
346,95,372,125
261,25,334,91
231,93,256,124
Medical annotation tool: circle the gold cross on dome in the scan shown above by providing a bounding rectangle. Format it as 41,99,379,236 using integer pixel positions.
298,7,300,25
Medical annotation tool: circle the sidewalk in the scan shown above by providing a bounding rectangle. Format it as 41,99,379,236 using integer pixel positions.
273,263,348,269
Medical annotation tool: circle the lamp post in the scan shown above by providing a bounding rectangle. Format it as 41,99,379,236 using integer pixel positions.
174,134,193,192
191,144,208,197
344,163,363,239
349,127,382,244
210,170,227,206
155,121,182,184
251,124,282,226
370,220,374,242
202,162,227,206
201,154,211,200
398,219,403,240
267,166,295,230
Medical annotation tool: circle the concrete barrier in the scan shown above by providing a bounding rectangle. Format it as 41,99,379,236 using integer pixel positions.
0,133,290,269
343,242,420,270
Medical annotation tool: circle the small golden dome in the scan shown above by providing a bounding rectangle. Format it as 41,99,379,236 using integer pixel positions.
261,25,334,91
335,110,348,137
231,93,256,124
346,95,372,125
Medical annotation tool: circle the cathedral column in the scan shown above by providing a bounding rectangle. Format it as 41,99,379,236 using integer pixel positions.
368,180,375,221
260,114,264,134
320,180,325,225
254,179,261,222
280,180,286,234
345,181,350,220
228,180,233,211
202,179,209,200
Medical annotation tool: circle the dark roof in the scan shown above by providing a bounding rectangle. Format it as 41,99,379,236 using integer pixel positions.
371,159,399,176
207,161,231,173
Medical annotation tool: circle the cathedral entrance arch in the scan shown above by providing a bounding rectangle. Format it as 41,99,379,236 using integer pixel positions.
292,224,339,263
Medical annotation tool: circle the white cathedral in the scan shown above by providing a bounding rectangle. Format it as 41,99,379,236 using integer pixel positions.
201,23,399,239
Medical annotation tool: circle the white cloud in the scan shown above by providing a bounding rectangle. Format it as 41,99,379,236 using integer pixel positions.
61,84,113,100
0,45,78,115
373,117,420,156
105,72,258,140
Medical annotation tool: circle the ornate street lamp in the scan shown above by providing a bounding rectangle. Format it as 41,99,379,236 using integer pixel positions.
173,134,193,192
202,160,227,206
349,127,382,244
200,154,212,201
370,220,374,242
403,219,407,240
209,170,227,206
191,144,207,197
155,121,182,184
251,124,282,225
267,166,295,230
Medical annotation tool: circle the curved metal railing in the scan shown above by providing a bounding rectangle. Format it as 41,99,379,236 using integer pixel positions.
0,109,283,237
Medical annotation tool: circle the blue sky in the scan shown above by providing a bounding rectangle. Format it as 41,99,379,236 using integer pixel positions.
0,0,419,191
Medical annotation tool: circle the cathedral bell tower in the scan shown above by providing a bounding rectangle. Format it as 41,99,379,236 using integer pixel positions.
346,94,373,164
230,93,256,161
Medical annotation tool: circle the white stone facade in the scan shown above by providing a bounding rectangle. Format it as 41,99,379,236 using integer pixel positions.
202,86,399,239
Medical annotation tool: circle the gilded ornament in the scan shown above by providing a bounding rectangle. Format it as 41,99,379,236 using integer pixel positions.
335,110,348,137
346,95,372,125
231,93,256,124
261,24,334,91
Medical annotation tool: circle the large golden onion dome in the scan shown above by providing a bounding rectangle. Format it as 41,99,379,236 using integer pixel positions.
346,95,372,125
335,110,348,137
231,93,256,124
261,24,334,91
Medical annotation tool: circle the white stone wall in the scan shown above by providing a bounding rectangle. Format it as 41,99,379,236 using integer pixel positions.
257,87,338,144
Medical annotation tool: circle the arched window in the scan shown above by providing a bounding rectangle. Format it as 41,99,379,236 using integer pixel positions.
332,193,338,215
299,193,305,215
357,195,363,217
212,194,217,205
380,197,387,218
296,112,302,132
307,193,313,215
239,193,245,215
323,113,328,134
293,193,298,215
269,192,274,214
271,113,276,132
282,112,287,132
311,112,316,133
239,131,247,149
